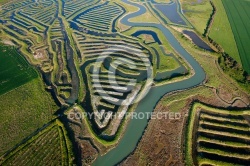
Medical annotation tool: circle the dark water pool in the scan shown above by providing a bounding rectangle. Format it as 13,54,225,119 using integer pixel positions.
183,30,213,52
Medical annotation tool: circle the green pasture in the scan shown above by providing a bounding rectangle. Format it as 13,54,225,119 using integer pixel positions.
0,0,9,5
222,0,250,73
181,0,213,34
0,77,59,155
209,0,240,65
0,45,37,95
0,120,73,165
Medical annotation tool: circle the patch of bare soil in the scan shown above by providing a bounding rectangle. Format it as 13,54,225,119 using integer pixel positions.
170,26,193,41
118,22,131,32
34,49,47,59
78,140,98,165
2,39,15,46
67,119,99,166
217,85,234,102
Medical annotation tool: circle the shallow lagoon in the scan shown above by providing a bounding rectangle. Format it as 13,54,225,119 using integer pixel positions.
154,2,187,26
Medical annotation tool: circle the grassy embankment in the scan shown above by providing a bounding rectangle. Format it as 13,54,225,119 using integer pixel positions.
129,6,160,23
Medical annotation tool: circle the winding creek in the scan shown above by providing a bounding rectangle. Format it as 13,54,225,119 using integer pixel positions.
93,0,206,165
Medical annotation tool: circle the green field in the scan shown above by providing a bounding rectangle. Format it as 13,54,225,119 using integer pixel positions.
181,0,213,34
0,120,74,165
0,45,37,95
221,0,250,73
209,0,240,64
0,78,59,155
0,0,9,5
